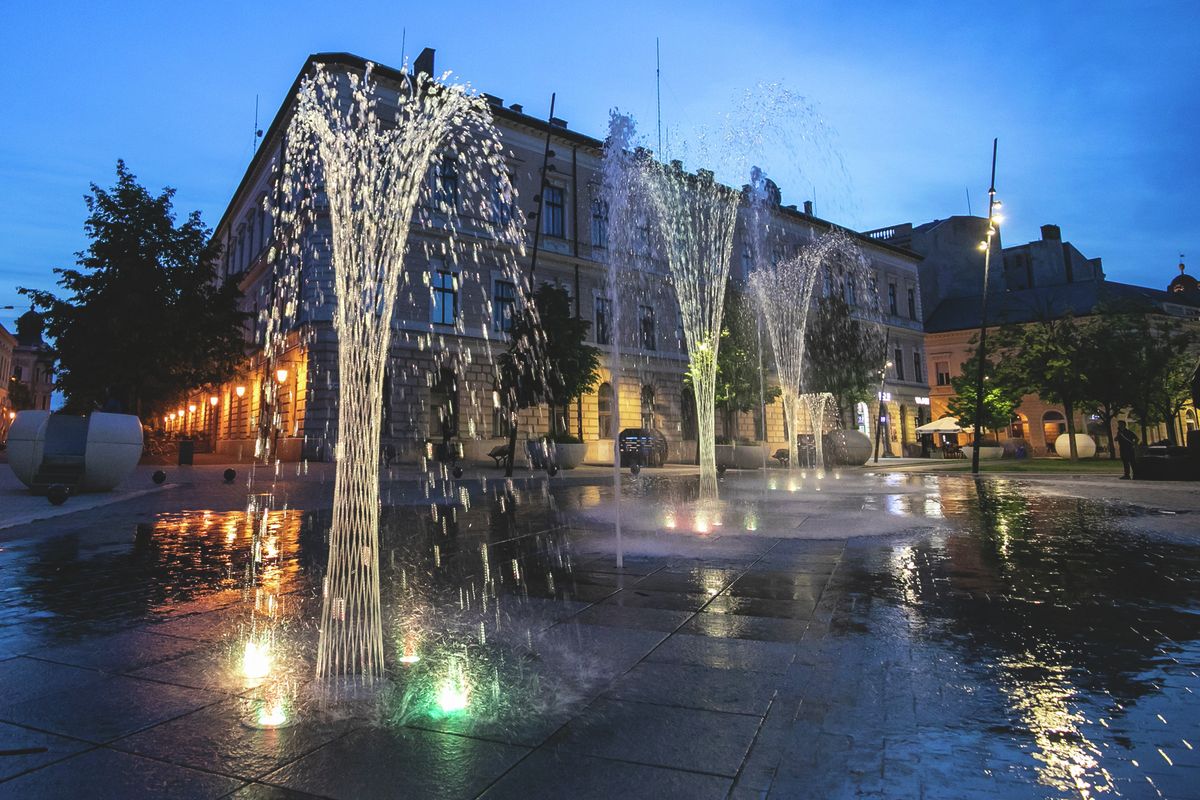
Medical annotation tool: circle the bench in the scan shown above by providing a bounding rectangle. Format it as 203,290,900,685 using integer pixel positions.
773,448,789,467
488,444,511,468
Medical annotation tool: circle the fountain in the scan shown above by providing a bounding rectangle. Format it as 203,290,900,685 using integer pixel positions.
751,229,882,474
267,62,524,679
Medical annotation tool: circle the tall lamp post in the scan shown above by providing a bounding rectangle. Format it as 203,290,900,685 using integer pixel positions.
872,329,893,465
970,139,1001,475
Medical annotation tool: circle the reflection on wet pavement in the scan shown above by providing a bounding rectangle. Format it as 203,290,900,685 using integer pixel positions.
0,472,1195,798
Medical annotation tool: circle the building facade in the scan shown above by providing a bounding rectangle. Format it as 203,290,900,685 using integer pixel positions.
172,50,928,463
868,219,1200,453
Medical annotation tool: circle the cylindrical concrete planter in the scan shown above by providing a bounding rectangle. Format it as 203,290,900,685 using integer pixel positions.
733,444,764,470
548,442,586,469
7,411,143,492
1054,433,1096,459
714,444,735,468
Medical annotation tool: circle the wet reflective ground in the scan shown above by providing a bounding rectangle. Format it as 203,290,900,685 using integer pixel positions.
0,469,1197,798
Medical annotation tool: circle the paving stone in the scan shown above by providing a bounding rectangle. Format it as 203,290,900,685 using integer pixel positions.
535,622,667,682
112,696,353,780
634,569,741,594
0,674,221,743
703,594,818,620
479,749,731,799
261,726,529,800
570,604,693,632
600,587,712,611
678,612,808,642
0,656,104,706
647,633,797,674
33,629,202,673
0,720,92,781
0,747,242,799
226,784,325,800
550,698,761,776
605,661,778,715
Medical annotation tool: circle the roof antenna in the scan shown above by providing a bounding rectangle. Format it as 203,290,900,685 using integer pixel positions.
252,95,263,154
965,186,972,216
656,38,662,160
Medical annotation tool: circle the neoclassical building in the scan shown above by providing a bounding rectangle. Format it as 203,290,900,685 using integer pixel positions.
173,50,928,463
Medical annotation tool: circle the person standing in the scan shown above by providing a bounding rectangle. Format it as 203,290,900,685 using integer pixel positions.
1116,420,1138,479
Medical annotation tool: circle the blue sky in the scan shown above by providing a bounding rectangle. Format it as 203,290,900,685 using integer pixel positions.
2,0,1197,328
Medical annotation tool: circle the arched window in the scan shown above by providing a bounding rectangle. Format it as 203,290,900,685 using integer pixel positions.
597,382,613,438
1042,411,1066,449
681,388,697,440
640,385,656,429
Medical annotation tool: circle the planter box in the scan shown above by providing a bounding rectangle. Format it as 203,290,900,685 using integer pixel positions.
963,445,1004,461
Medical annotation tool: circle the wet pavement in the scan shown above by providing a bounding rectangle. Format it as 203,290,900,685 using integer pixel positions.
0,465,1197,798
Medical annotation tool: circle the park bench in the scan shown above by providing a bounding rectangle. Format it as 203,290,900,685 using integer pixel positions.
488,444,511,468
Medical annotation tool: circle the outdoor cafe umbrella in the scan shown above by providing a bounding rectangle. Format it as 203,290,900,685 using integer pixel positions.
915,416,962,434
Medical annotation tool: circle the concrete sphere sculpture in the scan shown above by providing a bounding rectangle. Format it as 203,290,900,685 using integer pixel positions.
825,429,873,466
1054,433,1096,459
7,411,144,492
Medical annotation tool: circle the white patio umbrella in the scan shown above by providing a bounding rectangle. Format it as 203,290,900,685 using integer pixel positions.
915,416,962,434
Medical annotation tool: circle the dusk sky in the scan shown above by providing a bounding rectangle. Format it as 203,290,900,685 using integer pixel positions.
2,1,1197,328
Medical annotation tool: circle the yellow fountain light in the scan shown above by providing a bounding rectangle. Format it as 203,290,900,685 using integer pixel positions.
242,639,271,681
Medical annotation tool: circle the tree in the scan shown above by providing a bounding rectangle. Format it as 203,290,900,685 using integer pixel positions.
1076,309,1141,458
7,381,33,411
715,280,779,440
804,294,886,428
1122,312,1197,445
947,343,1023,440
994,312,1087,460
20,161,247,417
495,283,600,476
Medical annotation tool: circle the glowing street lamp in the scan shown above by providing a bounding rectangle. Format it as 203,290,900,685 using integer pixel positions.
188,403,197,414
275,368,289,384
210,395,219,407
235,385,246,398
971,139,1001,476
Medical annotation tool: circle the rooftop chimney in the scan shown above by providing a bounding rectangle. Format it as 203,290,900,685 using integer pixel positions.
549,116,568,128
414,47,435,78
509,103,524,113
482,93,504,106
1040,224,1061,241
803,200,814,216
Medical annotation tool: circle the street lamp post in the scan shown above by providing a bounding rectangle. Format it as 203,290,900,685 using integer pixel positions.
873,329,893,465
971,139,1001,475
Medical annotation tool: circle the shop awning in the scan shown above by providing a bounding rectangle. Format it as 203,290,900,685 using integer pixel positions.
916,416,962,434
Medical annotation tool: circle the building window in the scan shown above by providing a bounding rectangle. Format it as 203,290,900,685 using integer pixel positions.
591,198,608,248
844,278,857,307
431,271,458,326
639,305,656,351
430,368,458,437
434,158,459,211
894,348,905,381
493,280,516,333
492,405,511,439
741,244,754,274
907,287,917,320
542,185,565,238
935,361,950,386
913,351,923,384
597,382,613,438
594,296,612,345
823,268,833,297
888,283,898,316
640,385,656,429
492,174,514,226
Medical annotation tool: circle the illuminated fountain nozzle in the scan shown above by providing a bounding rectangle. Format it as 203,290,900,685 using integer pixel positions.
257,698,289,728
242,639,272,681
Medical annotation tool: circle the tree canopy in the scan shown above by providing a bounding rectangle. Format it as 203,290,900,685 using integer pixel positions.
715,279,779,440
947,342,1023,440
20,161,247,417
803,294,887,428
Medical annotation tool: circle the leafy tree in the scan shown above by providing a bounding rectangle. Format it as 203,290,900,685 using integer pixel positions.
994,312,1087,459
715,280,779,440
947,342,1023,440
804,294,886,428
7,380,34,411
495,283,600,476
1076,309,1141,458
19,161,247,417
1122,312,1197,445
